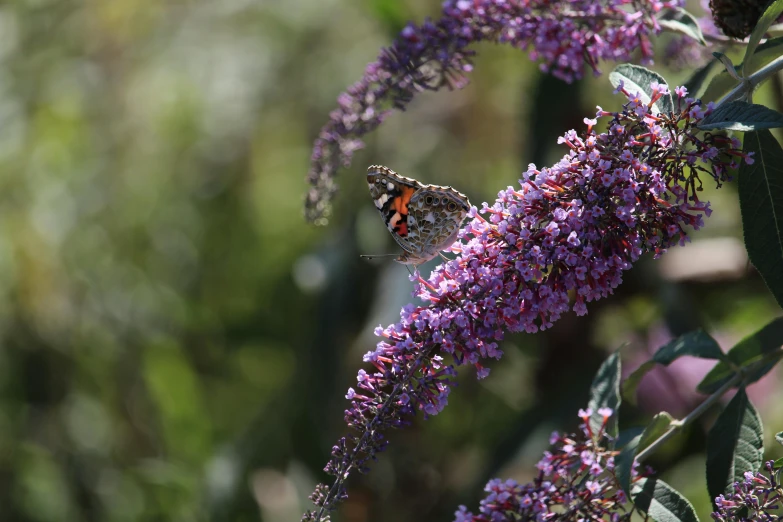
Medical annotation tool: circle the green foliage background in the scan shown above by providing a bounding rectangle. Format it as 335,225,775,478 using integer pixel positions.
1,1,781,521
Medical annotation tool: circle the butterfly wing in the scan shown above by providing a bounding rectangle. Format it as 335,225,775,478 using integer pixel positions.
367,164,471,265
407,186,471,259
367,165,421,254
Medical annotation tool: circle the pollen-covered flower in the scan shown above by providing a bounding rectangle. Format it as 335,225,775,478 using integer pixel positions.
454,408,648,521
711,461,783,522
302,88,751,522
307,0,683,222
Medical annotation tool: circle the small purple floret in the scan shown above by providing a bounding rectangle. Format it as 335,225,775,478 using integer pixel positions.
306,0,684,222
712,460,782,522
456,408,647,521
303,88,751,521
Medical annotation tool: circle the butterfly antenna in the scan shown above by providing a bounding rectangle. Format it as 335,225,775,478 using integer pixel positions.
438,252,453,262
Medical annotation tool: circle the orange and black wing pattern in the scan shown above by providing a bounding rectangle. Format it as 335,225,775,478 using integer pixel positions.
367,165,421,254
367,164,471,265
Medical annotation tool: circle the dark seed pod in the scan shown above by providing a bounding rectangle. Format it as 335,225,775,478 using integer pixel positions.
709,0,773,38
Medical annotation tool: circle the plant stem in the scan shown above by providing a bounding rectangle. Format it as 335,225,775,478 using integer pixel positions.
635,372,741,463
636,348,783,463
717,55,783,106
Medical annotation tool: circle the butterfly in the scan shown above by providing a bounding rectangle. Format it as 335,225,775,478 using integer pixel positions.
365,165,471,266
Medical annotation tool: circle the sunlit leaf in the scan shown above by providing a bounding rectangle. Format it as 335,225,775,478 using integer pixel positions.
699,101,783,131
609,64,673,114
658,8,706,45
639,412,675,453
744,0,783,76
714,52,741,80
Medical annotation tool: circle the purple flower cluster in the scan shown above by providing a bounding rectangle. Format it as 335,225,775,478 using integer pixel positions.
302,87,751,521
712,461,783,522
455,408,647,521
306,0,683,222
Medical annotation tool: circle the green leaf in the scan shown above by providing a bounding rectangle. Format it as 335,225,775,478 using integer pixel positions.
701,39,783,103
714,52,741,80
588,351,621,438
706,388,764,502
698,317,783,393
622,361,656,406
639,412,675,453
653,330,726,363
775,457,783,470
622,330,724,405
658,8,706,45
616,434,640,497
702,70,741,104
776,431,783,447
632,477,700,522
609,64,674,114
744,0,783,76
739,130,783,309
683,59,719,100
747,36,783,74
616,413,676,498
616,426,645,449
699,101,783,131
701,52,741,103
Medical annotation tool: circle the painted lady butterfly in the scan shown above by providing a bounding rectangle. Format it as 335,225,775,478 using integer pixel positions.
366,165,471,266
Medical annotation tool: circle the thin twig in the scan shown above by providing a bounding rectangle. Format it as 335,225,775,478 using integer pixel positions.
717,55,783,106
636,348,783,463
636,372,741,462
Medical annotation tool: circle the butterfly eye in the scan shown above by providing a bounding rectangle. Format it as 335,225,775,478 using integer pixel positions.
447,201,457,211
425,195,434,205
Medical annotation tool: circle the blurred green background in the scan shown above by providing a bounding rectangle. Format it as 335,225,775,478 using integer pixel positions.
1,1,782,521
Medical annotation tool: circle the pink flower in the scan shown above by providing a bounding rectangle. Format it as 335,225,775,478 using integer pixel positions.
455,408,649,521
302,88,750,521
306,0,685,222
